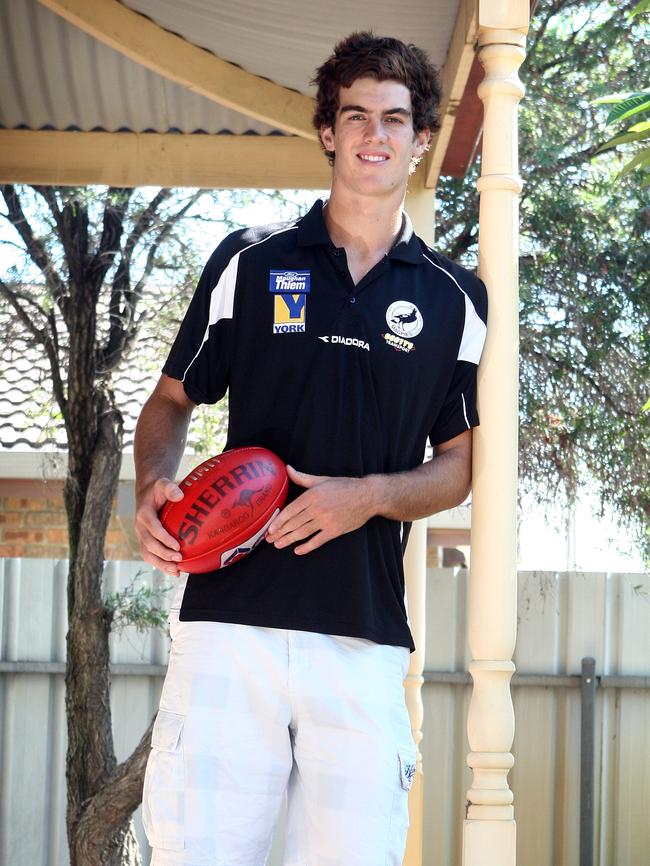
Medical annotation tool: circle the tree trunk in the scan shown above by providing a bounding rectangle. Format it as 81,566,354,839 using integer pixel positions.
64,387,145,866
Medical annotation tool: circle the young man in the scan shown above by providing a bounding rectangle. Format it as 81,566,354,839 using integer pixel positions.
135,32,487,866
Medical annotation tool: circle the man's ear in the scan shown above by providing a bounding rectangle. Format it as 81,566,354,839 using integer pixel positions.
320,125,335,153
412,128,431,159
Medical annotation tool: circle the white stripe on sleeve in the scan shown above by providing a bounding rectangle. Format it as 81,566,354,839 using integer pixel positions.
422,253,487,365
182,225,297,381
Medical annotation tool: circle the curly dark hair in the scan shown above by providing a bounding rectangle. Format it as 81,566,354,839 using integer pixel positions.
312,32,442,163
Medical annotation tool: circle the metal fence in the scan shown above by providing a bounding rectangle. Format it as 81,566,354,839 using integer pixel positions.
0,559,648,866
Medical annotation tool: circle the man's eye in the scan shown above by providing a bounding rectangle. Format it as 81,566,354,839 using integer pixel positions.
386,116,404,123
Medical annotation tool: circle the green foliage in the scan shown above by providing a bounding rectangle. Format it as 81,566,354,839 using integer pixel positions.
436,0,650,557
104,571,173,634
591,1,650,182
594,90,650,181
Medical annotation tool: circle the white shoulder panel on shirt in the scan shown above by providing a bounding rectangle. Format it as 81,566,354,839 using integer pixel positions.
421,253,487,366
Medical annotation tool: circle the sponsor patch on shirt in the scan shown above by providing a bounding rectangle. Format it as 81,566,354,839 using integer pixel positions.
273,294,306,334
386,301,423,338
269,270,311,293
382,332,415,353
270,270,309,334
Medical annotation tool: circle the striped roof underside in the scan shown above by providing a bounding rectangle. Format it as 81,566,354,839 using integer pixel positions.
0,0,460,136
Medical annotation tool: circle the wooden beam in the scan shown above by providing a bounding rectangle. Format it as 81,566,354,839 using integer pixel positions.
0,130,331,189
37,0,317,140
425,0,480,188
440,59,484,177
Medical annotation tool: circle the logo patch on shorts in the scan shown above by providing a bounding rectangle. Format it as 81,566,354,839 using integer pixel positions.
386,301,423,339
399,753,416,791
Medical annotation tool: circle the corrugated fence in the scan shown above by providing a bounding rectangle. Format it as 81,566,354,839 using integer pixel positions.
0,560,648,866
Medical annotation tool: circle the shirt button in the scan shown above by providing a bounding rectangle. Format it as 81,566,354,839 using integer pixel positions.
349,296,356,304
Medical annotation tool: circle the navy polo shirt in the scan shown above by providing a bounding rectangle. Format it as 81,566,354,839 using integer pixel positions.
162,199,487,650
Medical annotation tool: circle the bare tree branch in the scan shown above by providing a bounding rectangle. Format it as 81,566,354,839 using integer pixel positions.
98,191,202,373
32,185,65,239
0,277,48,346
88,188,133,296
0,276,67,411
124,188,174,263
1,185,68,315
132,192,203,299
447,222,478,262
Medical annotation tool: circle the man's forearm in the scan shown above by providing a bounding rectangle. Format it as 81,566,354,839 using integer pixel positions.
134,392,193,495
364,447,471,523
267,431,473,555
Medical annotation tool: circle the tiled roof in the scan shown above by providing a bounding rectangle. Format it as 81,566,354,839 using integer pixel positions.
0,304,226,456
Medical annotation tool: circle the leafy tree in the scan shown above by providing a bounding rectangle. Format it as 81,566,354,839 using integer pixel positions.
0,184,307,865
593,0,649,183
435,0,650,556
595,88,650,181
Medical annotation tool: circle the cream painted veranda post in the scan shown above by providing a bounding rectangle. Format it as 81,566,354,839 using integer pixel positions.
402,170,435,866
464,3,529,866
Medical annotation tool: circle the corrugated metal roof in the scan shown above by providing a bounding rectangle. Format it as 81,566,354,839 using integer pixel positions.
124,0,458,94
0,0,460,135
0,0,277,134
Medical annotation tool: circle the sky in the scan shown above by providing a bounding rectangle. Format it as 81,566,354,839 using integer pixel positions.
518,492,646,572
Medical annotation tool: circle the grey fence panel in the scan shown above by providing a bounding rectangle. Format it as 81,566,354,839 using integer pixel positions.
1,560,649,866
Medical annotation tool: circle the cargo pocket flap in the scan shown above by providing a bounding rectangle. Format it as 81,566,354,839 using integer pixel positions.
398,749,417,791
152,710,184,751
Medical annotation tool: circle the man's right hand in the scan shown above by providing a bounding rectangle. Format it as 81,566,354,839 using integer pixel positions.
135,478,185,576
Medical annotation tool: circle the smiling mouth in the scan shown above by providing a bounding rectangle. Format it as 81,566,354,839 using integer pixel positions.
357,153,389,163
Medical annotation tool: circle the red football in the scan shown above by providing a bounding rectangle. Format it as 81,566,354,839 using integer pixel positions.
159,446,288,573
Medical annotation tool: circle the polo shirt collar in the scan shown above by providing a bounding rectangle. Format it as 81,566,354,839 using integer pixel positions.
297,199,422,264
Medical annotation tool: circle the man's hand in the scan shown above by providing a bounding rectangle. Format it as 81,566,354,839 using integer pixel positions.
265,465,376,555
135,478,185,576
265,431,473,556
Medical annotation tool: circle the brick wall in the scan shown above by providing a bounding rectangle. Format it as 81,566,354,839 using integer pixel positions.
0,480,140,560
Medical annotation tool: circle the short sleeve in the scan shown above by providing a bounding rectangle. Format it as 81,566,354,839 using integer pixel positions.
162,239,241,405
429,360,480,446
429,275,488,447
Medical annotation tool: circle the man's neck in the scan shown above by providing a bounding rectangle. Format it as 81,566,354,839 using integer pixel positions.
323,189,405,262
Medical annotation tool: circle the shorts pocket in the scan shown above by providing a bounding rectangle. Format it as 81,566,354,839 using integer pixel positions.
142,710,185,851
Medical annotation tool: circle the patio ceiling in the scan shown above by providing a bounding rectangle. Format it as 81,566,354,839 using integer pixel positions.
0,0,484,188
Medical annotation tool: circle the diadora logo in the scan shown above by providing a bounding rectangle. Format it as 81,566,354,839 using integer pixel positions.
318,335,370,352
273,294,306,334
386,301,423,339
269,270,311,293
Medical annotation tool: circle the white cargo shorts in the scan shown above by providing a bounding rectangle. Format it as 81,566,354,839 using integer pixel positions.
143,590,416,866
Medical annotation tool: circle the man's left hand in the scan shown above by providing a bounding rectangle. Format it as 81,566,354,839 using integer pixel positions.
265,465,375,555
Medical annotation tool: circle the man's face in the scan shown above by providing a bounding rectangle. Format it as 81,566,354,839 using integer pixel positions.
320,77,430,199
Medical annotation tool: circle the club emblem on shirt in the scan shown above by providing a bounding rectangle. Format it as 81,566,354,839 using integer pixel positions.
386,301,423,338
